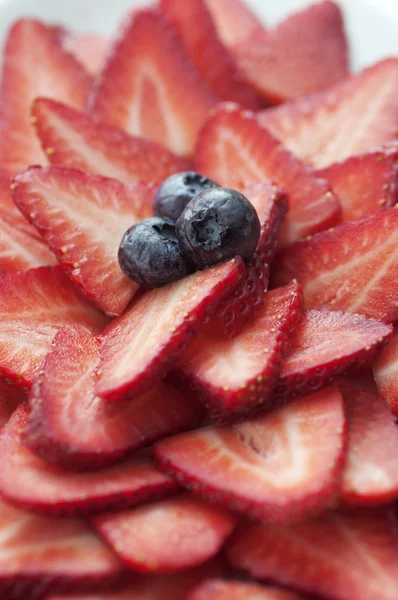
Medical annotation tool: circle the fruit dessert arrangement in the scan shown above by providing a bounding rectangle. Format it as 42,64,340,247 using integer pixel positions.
0,0,396,598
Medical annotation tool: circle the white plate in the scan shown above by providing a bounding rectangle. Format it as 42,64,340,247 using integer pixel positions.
0,0,396,70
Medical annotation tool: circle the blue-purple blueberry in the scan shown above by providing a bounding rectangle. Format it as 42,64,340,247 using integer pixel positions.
153,171,219,223
118,217,191,288
176,187,261,270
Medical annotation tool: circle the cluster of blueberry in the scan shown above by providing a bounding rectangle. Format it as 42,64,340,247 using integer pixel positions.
118,172,261,287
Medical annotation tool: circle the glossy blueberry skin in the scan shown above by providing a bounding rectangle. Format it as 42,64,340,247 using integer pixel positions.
118,217,191,288
176,187,261,270
153,171,219,223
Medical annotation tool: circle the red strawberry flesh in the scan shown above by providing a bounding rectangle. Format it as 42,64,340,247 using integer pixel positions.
24,325,204,469
227,508,398,600
155,386,346,523
339,380,398,505
373,328,398,415
235,0,349,103
0,496,122,599
273,207,398,323
175,281,303,419
0,266,107,390
0,404,177,516
318,144,398,222
0,382,24,428
188,579,305,599
0,19,91,176
13,166,156,316
49,562,224,600
32,98,191,185
273,310,393,405
195,104,341,245
89,8,216,156
204,0,265,48
160,0,261,109
93,495,235,572
258,58,398,169
95,258,242,402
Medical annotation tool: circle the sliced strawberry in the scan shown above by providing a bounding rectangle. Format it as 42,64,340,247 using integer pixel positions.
273,207,398,323
227,507,398,600
160,0,261,109
0,185,56,275
204,0,265,47
195,104,341,245
0,206,56,274
0,266,107,390
374,329,398,414
24,326,204,470
89,8,216,156
0,382,24,428
259,58,398,169
318,144,398,222
273,310,393,405
93,495,235,573
339,381,398,505
175,281,303,420
59,31,110,75
0,404,177,516
0,496,122,599
205,182,288,338
13,166,156,316
49,562,224,600
0,19,92,176
95,258,241,402
189,579,304,600
155,386,346,523
235,1,349,104
32,98,191,185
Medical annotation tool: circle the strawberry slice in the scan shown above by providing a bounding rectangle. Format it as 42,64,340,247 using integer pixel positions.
374,329,398,414
24,326,204,470
0,266,107,390
32,98,191,185
154,386,346,523
13,166,156,316
95,258,241,402
0,207,56,274
0,174,56,274
58,31,110,75
339,381,398,505
93,495,235,573
0,496,122,600
318,144,398,222
89,8,216,156
0,382,24,428
189,579,304,600
195,104,340,245
205,182,288,338
235,0,349,104
273,310,393,405
273,207,398,323
0,404,177,516
204,0,265,47
227,507,398,600
175,281,303,420
49,562,224,600
258,58,398,169
160,0,261,109
0,19,92,176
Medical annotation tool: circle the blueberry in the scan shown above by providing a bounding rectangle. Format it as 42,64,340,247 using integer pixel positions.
153,171,219,223
118,217,191,288
176,188,260,270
